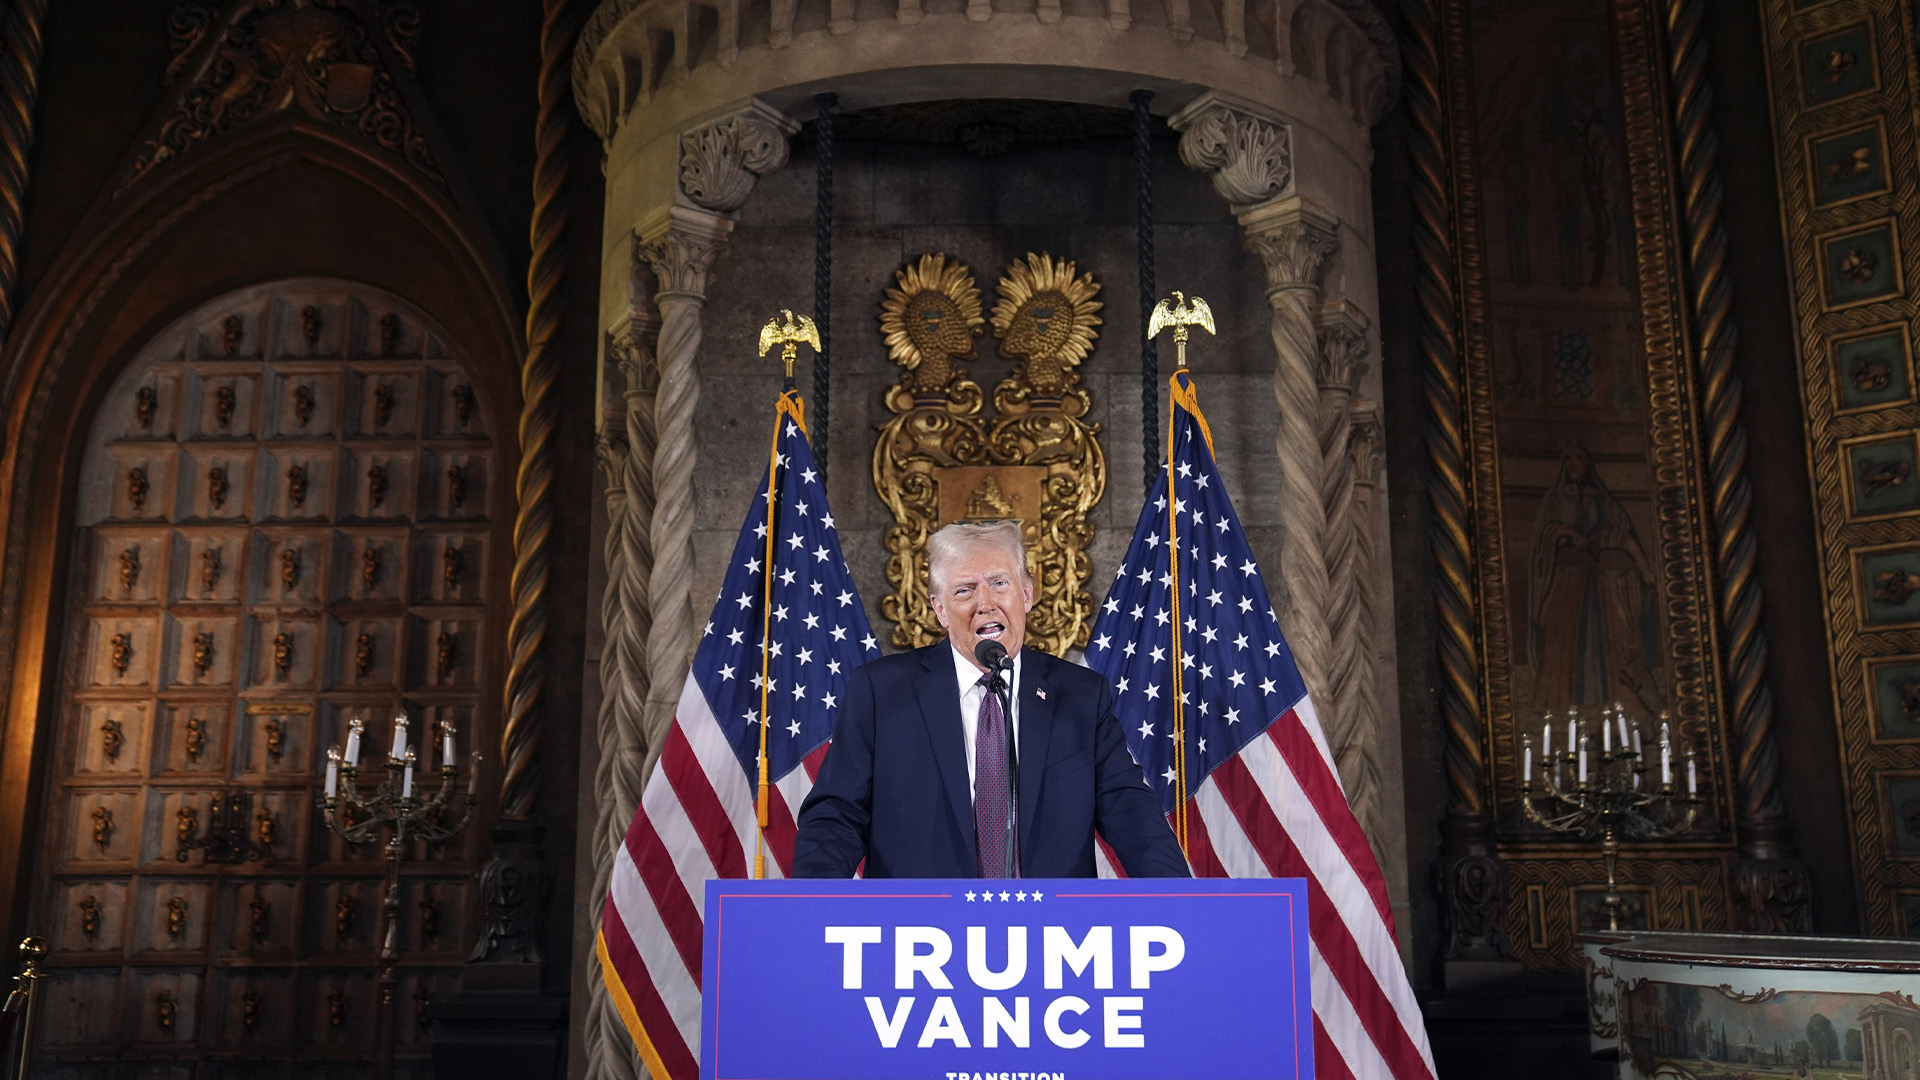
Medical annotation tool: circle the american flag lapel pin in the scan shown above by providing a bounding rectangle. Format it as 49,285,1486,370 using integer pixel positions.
1035,686,1046,701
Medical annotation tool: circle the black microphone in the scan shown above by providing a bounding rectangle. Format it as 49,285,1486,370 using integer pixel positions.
974,638,1013,673
973,636,1019,878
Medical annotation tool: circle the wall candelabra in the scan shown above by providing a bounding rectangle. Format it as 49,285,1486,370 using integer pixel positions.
1520,705,1700,932
322,713,479,1080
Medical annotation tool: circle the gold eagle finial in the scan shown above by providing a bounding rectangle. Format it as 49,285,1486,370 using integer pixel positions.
758,309,822,377
1146,291,1215,368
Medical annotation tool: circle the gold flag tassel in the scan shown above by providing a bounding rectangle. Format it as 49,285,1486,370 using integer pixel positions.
1146,291,1216,857
751,310,822,879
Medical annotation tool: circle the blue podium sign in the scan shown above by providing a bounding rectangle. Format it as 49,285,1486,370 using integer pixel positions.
699,878,1312,1080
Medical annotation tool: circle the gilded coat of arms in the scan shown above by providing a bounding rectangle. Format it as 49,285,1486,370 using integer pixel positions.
872,252,1106,655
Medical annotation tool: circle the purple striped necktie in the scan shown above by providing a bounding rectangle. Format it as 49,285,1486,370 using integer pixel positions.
974,670,1015,878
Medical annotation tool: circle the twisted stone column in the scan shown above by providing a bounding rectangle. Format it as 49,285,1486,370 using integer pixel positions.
1314,302,1379,833
583,309,659,1080
1345,404,1389,850
583,425,640,1080
1172,93,1338,708
1241,199,1339,704
613,316,660,807
636,206,733,758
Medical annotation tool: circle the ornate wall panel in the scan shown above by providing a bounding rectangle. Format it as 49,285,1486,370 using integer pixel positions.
1447,0,1740,967
1758,0,1920,936
873,252,1106,657
29,281,497,1079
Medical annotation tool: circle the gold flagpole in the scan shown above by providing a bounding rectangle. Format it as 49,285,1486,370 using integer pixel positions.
1146,292,1216,857
752,311,821,879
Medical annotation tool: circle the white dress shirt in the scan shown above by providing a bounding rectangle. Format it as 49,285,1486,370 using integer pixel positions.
950,642,1022,803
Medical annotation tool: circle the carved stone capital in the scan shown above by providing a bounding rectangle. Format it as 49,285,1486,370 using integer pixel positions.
605,318,658,395
1347,400,1383,486
678,99,801,213
595,432,629,480
1314,300,1372,393
635,205,734,300
1240,197,1339,295
1170,92,1294,210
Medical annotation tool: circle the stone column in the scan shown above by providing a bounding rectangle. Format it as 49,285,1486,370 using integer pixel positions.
628,98,796,760
613,302,660,801
1314,301,1382,843
578,97,795,1078
582,422,638,1080
1346,404,1388,841
1243,200,1339,704
636,206,731,761
581,297,659,1080
1173,91,1339,732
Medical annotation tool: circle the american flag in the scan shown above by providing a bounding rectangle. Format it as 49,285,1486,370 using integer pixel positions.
596,389,879,1080
1085,371,1435,1080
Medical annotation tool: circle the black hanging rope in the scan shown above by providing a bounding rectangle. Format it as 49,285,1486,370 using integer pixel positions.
813,92,838,488
1132,89,1158,496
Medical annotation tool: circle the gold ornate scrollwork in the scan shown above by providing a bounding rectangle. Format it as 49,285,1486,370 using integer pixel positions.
872,252,1106,656
986,254,1105,653
874,254,990,649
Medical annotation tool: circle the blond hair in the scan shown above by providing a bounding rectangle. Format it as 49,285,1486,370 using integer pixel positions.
927,520,1030,593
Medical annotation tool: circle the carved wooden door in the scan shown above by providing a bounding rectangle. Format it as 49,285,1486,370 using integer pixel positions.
29,280,498,1080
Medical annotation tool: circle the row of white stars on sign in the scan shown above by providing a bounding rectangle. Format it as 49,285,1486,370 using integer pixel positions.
964,890,1045,902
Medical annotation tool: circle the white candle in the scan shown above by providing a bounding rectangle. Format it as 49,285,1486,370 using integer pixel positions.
1602,717,1612,752
1522,738,1533,782
1566,716,1577,759
344,716,362,763
1687,750,1697,795
1632,728,1643,758
441,720,456,769
1578,740,1588,784
402,750,416,798
1617,711,1631,752
325,748,340,799
1542,721,1552,759
1660,721,1672,785
390,714,408,761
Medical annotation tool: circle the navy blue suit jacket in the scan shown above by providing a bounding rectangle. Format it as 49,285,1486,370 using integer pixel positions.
794,643,1190,878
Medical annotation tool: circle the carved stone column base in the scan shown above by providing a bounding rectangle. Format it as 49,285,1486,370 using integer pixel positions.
432,820,565,1078
1731,823,1813,933
462,819,556,988
1432,814,1524,994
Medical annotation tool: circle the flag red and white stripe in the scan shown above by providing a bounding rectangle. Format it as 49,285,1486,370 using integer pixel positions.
598,393,879,1080
1086,369,1435,1079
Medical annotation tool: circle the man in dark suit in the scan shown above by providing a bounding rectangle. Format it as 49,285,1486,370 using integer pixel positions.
795,520,1189,878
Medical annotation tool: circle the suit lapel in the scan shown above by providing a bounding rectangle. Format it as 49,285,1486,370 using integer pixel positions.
1016,648,1056,871
913,647,975,853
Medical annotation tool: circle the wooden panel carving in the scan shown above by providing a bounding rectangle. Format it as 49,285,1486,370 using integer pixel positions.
1757,0,1920,935
1508,852,1727,963
1441,0,1742,966
29,281,496,1076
